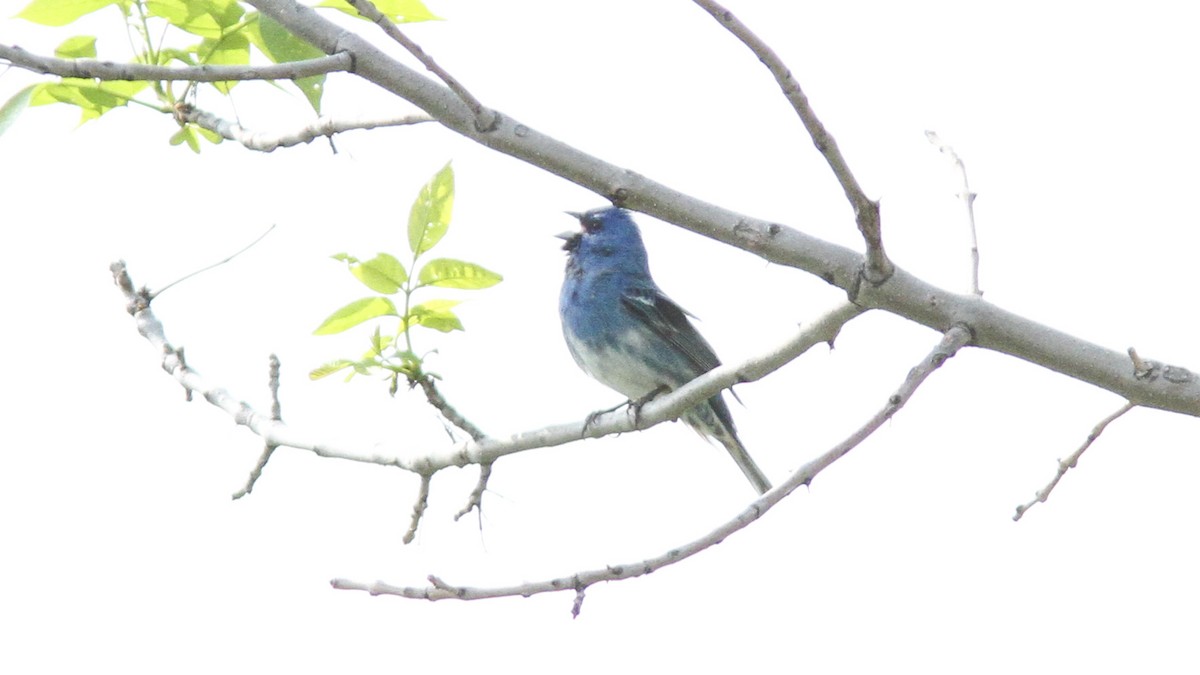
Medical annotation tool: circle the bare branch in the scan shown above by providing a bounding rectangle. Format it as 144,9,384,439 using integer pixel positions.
926,130,983,296
414,375,486,442
403,474,432,544
691,0,888,283
0,44,352,82
232,354,284,500
1013,401,1136,521
344,0,496,132
454,462,492,522
412,374,493,524
178,104,434,152
112,260,862,475
329,325,972,605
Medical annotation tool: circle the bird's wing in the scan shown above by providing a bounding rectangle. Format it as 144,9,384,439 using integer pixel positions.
621,285,721,375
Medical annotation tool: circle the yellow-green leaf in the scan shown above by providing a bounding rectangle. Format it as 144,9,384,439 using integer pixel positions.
18,0,117,26
249,12,327,111
170,126,200,153
349,253,407,294
314,297,398,335
408,162,454,255
405,299,463,333
0,85,36,138
316,0,441,23
55,35,97,59
309,359,356,380
30,79,148,123
199,32,249,94
417,258,502,289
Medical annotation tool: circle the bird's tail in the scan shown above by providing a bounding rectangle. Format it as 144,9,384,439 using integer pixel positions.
685,404,772,495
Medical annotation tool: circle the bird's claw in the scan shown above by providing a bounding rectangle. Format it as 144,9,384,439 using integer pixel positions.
581,385,669,434
627,385,669,429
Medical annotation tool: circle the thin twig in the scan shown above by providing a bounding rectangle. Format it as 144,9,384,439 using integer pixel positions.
925,131,982,296
150,224,276,299
0,44,352,81
414,375,493,523
1013,401,1136,521
232,355,283,500
415,375,485,441
179,105,433,152
454,462,492,522
692,0,888,283
403,474,432,544
345,0,497,132
329,324,972,607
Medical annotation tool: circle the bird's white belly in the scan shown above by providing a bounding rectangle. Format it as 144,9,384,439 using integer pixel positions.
570,328,671,401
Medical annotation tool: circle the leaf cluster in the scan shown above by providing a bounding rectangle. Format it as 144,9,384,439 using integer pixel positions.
3,0,438,150
310,162,502,392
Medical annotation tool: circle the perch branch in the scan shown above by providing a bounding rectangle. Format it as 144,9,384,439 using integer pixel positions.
329,324,971,607
113,260,863,474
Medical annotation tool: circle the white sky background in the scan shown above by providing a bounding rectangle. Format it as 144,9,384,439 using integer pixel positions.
2,0,1200,672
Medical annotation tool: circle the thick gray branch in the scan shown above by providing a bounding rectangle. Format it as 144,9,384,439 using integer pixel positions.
243,0,1200,418
0,43,352,81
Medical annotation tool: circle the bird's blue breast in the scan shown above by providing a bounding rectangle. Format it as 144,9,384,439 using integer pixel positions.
560,264,695,400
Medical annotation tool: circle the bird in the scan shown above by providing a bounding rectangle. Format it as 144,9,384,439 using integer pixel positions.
557,206,772,495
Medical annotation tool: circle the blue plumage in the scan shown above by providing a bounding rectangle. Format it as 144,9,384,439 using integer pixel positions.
558,207,771,494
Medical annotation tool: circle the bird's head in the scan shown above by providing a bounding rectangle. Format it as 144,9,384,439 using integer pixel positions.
557,207,651,273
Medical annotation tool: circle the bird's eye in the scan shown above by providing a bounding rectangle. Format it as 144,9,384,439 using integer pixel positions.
583,217,602,233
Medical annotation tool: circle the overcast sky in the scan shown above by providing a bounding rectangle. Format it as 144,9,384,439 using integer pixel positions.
3,1,1200,672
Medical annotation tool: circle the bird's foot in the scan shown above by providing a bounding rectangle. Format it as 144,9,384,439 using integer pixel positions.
627,385,669,429
583,400,626,432
582,386,669,433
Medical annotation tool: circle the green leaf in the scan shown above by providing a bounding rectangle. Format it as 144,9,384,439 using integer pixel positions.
199,32,250,94
247,12,326,110
0,85,37,139
146,0,244,38
18,0,118,26
405,299,463,333
349,253,407,294
309,359,356,380
55,36,97,59
170,126,200,153
31,79,149,123
314,297,398,335
408,162,454,255
157,47,198,67
367,328,394,357
416,258,502,289
316,0,441,23
195,126,223,144
251,13,321,63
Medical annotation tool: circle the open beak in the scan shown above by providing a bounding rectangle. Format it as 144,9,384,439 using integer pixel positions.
557,211,584,247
